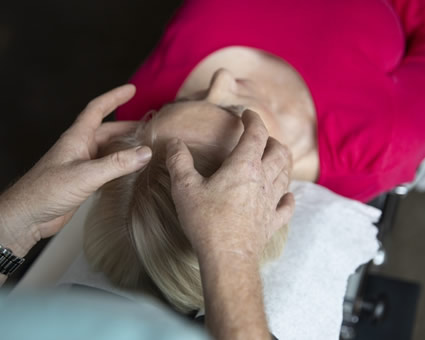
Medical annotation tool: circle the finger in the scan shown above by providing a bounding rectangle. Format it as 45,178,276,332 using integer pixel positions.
79,145,152,191
275,193,295,230
95,121,139,148
273,169,290,205
229,109,269,162
166,138,203,189
262,137,292,182
74,84,136,131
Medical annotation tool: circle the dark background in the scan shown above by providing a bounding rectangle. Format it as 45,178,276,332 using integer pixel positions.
0,1,182,191
0,2,424,339
0,0,182,282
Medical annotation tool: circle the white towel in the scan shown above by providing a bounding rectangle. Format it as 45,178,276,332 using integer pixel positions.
58,181,380,340
262,181,380,340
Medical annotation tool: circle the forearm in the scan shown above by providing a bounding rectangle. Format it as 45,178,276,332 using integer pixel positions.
198,250,270,340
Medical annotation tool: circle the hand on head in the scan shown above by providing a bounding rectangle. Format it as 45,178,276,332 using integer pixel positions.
0,85,293,264
166,109,295,261
0,85,152,256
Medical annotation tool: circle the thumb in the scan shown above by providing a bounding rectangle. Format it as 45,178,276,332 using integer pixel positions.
84,145,152,190
166,139,203,188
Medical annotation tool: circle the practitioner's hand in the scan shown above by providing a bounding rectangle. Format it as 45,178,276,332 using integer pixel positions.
0,85,152,257
166,109,294,260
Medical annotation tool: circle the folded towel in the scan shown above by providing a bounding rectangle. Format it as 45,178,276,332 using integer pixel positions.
262,181,380,340
58,181,380,340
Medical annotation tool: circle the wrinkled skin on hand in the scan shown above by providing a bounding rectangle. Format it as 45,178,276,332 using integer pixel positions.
0,85,152,256
166,109,295,261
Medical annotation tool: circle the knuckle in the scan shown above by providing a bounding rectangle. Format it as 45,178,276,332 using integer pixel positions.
274,144,293,170
252,124,268,141
274,172,290,193
238,159,263,182
279,169,290,183
167,151,186,170
84,100,97,113
110,151,129,169
238,158,257,170
175,172,194,188
275,142,290,158
281,177,290,192
58,129,74,145
85,98,105,115
167,152,196,187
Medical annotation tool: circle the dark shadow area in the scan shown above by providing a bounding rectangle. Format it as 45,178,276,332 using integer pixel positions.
0,0,182,283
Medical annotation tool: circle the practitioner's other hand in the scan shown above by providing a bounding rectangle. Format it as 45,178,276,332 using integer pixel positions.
0,85,152,257
166,109,294,261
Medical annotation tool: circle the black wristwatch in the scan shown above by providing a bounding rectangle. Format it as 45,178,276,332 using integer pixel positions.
0,244,25,276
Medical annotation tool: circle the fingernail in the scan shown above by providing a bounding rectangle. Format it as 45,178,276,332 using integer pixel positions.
136,146,152,162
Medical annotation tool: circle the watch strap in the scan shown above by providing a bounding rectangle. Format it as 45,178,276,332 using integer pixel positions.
0,245,25,276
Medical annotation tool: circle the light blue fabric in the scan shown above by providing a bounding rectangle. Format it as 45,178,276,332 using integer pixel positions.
0,291,208,340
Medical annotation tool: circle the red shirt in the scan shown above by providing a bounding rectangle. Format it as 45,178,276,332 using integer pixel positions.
117,0,425,202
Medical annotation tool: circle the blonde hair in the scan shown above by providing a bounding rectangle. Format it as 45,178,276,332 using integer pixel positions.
84,118,288,313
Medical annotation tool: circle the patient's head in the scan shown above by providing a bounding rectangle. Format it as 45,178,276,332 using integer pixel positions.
84,69,290,314
144,68,290,149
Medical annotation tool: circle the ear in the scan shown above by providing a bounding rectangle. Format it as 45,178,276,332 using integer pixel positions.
144,110,157,121
136,116,152,139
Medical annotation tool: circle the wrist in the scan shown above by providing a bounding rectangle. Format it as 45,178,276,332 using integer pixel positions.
0,194,40,258
194,229,261,265
197,245,259,278
198,245,269,340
